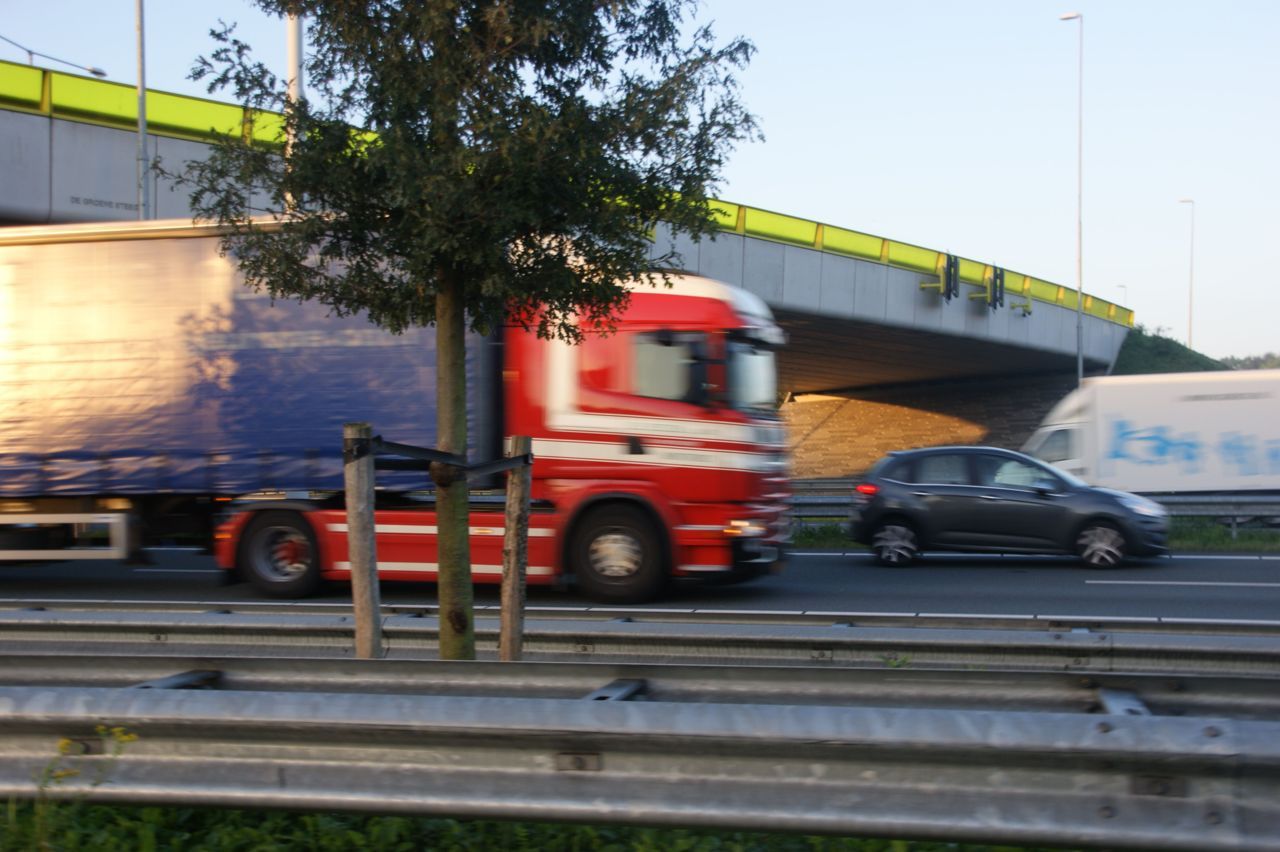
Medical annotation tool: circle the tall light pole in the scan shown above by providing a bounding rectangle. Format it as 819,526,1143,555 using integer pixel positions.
0,33,106,76
136,0,150,220
286,14,304,105
284,13,304,211
1179,198,1196,349
1060,11,1084,384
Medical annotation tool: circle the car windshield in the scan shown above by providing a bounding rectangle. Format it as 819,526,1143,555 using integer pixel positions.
726,337,778,413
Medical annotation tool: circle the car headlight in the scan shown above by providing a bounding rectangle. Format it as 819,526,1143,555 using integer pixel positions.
1118,494,1166,518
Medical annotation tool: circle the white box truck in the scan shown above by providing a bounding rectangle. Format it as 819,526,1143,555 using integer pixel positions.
1023,370,1280,494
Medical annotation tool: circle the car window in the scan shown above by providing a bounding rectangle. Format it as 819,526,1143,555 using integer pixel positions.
1037,429,1075,463
977,455,1050,489
915,454,970,485
880,457,910,481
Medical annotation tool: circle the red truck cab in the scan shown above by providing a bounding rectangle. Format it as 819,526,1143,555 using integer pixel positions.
216,274,789,603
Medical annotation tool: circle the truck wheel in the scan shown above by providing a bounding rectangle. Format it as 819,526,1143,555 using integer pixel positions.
571,505,667,604
872,520,918,566
239,511,322,598
1076,521,1127,568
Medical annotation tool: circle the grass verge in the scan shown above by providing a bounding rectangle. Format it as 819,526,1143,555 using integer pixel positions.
0,803,1079,852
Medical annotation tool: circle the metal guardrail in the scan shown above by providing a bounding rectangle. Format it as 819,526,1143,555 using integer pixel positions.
8,598,1280,630
790,481,1280,526
1,653,1277,850
4,606,1280,676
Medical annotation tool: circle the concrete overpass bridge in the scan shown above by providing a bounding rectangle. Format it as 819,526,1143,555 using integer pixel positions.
0,60,1134,474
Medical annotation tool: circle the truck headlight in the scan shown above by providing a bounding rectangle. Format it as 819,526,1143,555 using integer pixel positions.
724,519,768,538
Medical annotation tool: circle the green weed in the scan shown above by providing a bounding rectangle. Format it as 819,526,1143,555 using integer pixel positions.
0,807,1080,851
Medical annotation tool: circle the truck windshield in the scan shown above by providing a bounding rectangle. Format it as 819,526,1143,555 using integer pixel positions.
726,338,778,413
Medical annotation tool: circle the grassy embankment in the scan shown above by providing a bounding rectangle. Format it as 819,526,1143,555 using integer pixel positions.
1108,323,1229,375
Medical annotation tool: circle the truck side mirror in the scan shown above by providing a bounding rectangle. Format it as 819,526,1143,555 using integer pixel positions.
685,357,711,406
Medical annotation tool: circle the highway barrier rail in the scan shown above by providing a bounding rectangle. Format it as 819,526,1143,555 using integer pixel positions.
1,653,1277,850
3,604,1280,677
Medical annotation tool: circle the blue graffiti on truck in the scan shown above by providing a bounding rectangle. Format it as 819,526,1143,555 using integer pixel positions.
1219,433,1280,477
1106,420,1204,472
1106,419,1280,477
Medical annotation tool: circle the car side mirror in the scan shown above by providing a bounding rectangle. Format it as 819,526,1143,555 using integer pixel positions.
1033,479,1059,496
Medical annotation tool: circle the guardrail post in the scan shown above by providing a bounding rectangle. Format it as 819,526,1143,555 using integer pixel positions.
499,436,532,662
343,422,383,659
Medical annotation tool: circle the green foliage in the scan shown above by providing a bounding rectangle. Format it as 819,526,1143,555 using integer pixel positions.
0,806,1079,851
1220,352,1280,370
172,0,759,340
1111,325,1227,375
13,726,141,851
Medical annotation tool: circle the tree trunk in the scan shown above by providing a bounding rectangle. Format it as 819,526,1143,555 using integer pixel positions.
433,270,475,660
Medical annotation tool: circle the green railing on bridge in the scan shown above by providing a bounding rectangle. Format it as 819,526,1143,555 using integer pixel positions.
709,200,1132,326
0,59,1133,327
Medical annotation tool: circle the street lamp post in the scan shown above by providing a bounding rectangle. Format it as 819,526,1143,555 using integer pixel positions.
136,0,150,220
1060,12,1084,385
284,13,304,211
0,33,106,77
1179,198,1196,349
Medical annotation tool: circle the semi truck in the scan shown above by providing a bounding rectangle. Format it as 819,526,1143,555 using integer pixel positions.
1022,370,1280,494
0,219,790,603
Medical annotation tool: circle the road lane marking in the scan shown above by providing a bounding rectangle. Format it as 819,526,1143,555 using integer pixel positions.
790,551,865,557
788,552,1280,561
1086,580,1280,588
1169,554,1280,561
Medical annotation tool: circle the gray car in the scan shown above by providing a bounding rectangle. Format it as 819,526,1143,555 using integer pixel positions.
850,446,1169,566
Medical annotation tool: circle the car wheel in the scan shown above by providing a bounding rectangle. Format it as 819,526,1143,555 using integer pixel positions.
238,510,323,598
572,505,667,604
1076,521,1127,568
872,521,918,566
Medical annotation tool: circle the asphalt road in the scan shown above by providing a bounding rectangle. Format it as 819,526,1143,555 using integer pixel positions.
2,549,1279,621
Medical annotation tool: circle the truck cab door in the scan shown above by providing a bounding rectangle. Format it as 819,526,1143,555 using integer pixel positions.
1025,426,1085,480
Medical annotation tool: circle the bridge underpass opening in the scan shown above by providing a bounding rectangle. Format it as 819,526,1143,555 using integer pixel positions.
773,308,1100,395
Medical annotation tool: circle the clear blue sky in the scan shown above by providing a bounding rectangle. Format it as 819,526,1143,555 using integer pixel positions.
4,1,1277,359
